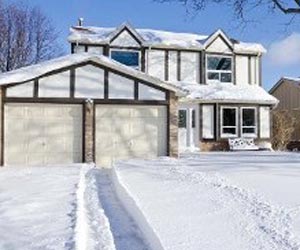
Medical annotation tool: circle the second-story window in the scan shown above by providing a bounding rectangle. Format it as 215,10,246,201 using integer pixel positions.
206,55,232,83
110,50,140,69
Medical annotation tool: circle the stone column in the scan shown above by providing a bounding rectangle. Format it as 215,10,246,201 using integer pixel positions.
84,100,94,163
169,92,179,158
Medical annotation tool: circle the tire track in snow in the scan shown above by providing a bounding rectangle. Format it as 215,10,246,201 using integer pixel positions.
170,165,300,250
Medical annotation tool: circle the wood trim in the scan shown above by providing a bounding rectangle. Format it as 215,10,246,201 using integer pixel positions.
134,81,139,100
103,45,109,56
205,34,233,52
109,26,142,46
202,51,206,84
165,50,169,81
233,54,237,85
70,68,75,98
141,48,146,72
109,46,141,50
104,69,109,100
166,92,170,156
259,56,262,87
92,103,96,162
248,56,252,85
177,51,181,81
34,79,39,98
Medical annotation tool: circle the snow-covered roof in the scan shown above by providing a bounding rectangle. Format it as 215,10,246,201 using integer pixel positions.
0,53,186,96
175,82,278,105
68,24,266,54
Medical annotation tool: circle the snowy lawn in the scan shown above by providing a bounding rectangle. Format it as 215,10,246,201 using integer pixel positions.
0,164,149,250
114,152,300,250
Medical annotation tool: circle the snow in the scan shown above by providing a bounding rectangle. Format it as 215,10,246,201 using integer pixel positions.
114,152,300,250
68,25,266,53
0,164,150,250
175,81,278,104
0,54,185,96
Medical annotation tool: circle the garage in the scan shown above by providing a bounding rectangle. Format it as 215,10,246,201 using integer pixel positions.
4,103,82,165
95,105,167,166
0,54,182,167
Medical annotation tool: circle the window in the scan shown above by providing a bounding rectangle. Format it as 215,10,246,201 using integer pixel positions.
207,56,232,83
221,107,238,137
179,110,187,128
110,50,140,69
241,108,257,137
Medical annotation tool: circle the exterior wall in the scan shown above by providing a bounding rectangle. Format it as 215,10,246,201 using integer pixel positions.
0,88,3,165
199,103,272,151
235,55,260,86
271,80,300,141
84,101,94,163
169,92,179,157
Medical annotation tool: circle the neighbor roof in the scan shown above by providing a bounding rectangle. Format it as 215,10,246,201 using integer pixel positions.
68,23,266,54
175,81,278,105
269,77,300,94
0,53,186,96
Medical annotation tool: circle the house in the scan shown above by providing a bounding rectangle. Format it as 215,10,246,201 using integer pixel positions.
0,22,278,167
269,77,300,147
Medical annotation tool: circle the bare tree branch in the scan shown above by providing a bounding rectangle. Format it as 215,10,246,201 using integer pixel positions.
0,1,63,73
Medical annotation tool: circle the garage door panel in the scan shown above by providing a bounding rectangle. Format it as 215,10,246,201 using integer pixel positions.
96,105,167,167
4,103,82,166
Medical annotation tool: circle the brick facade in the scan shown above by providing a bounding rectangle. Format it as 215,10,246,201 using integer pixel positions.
169,92,179,157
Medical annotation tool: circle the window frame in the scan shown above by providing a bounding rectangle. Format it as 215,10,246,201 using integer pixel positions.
206,54,233,83
220,106,238,138
110,48,141,70
240,107,257,138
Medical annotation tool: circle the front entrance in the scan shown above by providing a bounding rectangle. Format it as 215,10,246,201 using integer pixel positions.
178,105,199,151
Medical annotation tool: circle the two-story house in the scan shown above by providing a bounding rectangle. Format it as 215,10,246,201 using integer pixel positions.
0,22,278,168
69,22,278,152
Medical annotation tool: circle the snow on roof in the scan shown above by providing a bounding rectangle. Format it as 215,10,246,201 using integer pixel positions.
282,76,300,82
174,81,278,105
68,25,266,54
0,53,186,96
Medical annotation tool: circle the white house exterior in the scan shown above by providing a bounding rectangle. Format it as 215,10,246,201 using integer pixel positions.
0,22,278,168
69,23,278,152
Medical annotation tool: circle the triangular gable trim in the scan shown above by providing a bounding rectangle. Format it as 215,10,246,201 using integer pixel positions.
204,29,233,51
108,23,144,46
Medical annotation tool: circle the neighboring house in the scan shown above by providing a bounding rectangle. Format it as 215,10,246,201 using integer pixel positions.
0,22,278,168
269,77,300,145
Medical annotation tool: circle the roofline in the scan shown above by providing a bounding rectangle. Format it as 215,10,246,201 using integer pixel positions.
180,98,278,106
269,77,300,94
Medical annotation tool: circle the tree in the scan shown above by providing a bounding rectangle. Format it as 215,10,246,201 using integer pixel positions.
155,0,300,19
272,110,295,151
0,1,62,72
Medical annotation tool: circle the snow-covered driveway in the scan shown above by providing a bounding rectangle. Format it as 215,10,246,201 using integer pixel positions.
114,152,300,250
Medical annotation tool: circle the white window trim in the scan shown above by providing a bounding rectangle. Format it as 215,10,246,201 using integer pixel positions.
110,48,141,70
206,54,233,83
220,106,238,138
240,107,257,138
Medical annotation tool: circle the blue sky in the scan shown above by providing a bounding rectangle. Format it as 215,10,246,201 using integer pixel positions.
7,0,300,90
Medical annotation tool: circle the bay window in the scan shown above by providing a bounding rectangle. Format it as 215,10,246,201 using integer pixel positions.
241,107,257,137
207,55,232,83
110,50,140,69
221,107,238,138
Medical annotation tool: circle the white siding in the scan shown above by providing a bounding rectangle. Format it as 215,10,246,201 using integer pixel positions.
180,52,199,83
87,46,103,54
109,73,134,99
147,50,165,80
168,51,177,81
202,105,214,139
259,106,270,138
6,81,34,98
39,71,70,98
111,30,140,47
73,45,86,53
138,83,166,100
206,37,231,53
75,65,104,99
235,55,249,85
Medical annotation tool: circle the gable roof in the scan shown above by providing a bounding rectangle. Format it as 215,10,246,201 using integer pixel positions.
68,23,266,54
0,53,186,96
269,77,300,94
108,22,144,45
204,29,233,50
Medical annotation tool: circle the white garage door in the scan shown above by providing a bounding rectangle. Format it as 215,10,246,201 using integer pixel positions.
95,105,167,167
4,103,82,166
